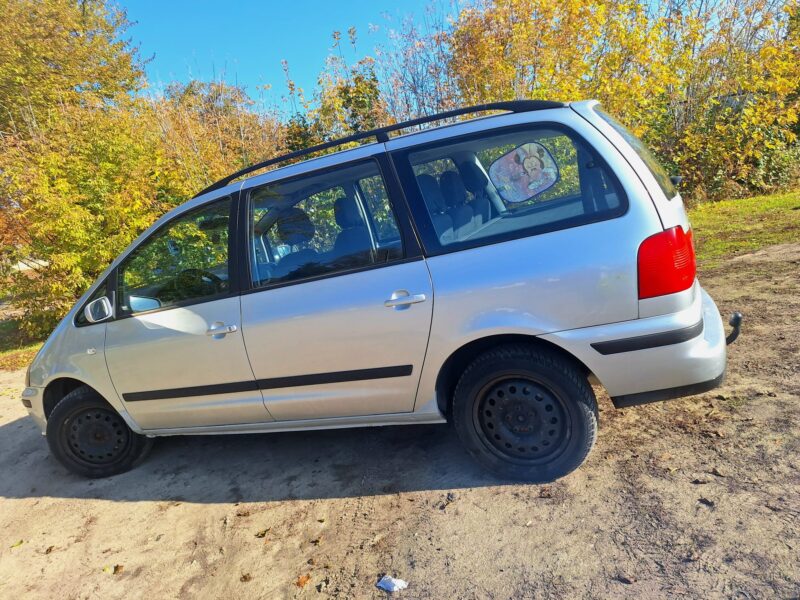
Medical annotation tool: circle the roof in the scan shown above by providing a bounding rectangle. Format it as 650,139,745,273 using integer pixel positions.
193,100,566,198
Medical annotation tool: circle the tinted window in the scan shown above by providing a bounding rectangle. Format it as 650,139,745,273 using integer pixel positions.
248,160,403,287
118,198,231,314
596,107,677,199
400,125,626,250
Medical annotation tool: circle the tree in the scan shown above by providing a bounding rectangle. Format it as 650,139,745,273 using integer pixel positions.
0,0,147,333
444,0,800,199
151,80,285,193
1,102,172,334
312,31,391,138
0,0,142,135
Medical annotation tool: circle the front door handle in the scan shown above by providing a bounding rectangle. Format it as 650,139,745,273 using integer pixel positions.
206,323,238,338
384,291,427,310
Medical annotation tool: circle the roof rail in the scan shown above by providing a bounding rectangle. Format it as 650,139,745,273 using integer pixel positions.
193,100,565,198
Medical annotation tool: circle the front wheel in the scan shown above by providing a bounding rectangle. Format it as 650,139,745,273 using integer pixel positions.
46,386,153,478
452,345,598,482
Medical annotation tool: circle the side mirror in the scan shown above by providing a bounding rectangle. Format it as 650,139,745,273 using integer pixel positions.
84,296,113,323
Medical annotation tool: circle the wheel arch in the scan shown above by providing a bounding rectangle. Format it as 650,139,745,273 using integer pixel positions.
434,334,593,417
43,377,99,420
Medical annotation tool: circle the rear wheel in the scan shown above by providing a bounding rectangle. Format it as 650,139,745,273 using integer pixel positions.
452,344,597,482
46,386,153,478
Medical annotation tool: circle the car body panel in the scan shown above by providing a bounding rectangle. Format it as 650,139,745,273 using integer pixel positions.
25,317,141,433
541,284,726,396
143,399,446,436
240,259,434,420
104,296,269,429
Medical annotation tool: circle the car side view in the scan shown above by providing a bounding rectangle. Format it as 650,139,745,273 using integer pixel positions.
21,100,741,481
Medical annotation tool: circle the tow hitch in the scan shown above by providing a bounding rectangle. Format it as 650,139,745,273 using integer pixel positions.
726,312,743,345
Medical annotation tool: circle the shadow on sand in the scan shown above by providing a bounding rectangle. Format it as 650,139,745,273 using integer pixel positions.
0,414,506,503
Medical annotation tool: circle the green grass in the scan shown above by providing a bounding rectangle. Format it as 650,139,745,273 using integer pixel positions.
0,318,42,371
689,190,800,267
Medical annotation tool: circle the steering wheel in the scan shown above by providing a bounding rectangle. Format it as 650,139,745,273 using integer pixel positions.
172,268,225,296
180,268,223,286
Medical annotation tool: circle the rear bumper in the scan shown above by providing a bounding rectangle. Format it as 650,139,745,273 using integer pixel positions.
610,370,725,408
540,283,728,405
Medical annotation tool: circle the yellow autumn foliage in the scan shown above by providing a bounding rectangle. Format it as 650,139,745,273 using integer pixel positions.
1,0,798,336
447,0,800,199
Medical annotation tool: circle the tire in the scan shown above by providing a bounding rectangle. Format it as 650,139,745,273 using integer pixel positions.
46,386,153,478
452,344,598,482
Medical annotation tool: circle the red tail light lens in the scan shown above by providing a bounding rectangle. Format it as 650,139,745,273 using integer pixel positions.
637,226,696,299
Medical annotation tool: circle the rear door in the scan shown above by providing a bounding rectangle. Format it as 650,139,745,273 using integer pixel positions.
104,195,270,430
240,154,434,420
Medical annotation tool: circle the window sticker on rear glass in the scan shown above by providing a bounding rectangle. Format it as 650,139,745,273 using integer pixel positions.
488,142,559,204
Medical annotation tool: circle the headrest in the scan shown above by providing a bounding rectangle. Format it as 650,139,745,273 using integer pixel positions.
439,171,467,208
460,161,490,194
416,174,446,213
276,207,315,246
334,196,363,229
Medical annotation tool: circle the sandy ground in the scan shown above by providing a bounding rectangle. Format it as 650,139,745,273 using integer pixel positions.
0,244,798,599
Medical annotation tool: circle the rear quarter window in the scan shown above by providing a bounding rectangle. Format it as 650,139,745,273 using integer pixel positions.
393,123,627,254
595,107,677,200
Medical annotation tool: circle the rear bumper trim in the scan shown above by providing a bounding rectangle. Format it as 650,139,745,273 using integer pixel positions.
591,319,704,355
611,370,725,408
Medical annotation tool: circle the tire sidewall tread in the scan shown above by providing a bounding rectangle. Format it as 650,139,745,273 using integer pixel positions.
452,344,598,482
46,386,152,478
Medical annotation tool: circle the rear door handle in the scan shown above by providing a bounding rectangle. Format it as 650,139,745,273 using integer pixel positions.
384,291,427,310
206,323,238,337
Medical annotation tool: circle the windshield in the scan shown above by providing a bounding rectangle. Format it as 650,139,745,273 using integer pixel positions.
595,107,678,200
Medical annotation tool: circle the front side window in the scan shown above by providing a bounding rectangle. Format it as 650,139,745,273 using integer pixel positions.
118,198,231,314
249,160,403,287
399,124,626,251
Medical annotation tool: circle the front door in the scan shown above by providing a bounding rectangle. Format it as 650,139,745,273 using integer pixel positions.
104,196,270,430
240,157,433,420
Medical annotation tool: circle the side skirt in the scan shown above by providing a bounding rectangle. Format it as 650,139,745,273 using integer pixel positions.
143,405,447,437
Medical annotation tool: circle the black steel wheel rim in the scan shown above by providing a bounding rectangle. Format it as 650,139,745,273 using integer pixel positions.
60,407,132,466
474,376,571,463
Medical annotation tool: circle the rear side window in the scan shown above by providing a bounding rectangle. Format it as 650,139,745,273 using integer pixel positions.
595,107,677,200
395,124,626,252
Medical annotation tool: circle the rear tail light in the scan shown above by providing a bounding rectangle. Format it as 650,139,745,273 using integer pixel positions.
637,226,696,299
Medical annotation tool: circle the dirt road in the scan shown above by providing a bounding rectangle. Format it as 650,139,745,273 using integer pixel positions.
1,244,798,599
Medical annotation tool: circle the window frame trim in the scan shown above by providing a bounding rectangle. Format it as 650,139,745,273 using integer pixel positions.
240,154,422,295
390,121,630,258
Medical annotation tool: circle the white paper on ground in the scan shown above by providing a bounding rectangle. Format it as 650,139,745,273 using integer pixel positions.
376,575,409,592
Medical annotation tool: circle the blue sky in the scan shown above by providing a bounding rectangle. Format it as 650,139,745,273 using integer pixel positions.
122,1,459,110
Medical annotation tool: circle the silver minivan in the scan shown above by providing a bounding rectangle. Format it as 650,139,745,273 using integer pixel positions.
21,100,740,481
